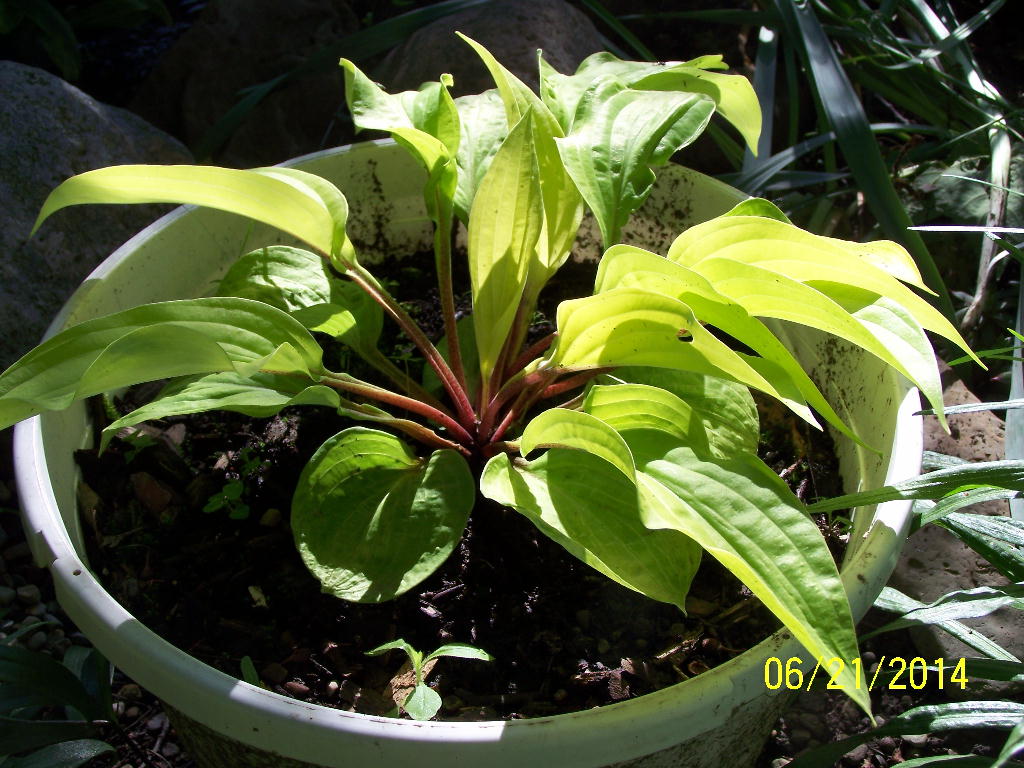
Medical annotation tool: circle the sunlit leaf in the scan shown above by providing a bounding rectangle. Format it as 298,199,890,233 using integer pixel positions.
292,428,474,602
520,407,636,481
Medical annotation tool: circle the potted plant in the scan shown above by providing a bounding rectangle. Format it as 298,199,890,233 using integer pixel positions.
3,38,975,767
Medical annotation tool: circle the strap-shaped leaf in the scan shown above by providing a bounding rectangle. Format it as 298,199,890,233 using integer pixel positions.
545,287,810,418
633,438,869,716
788,701,1024,768
1,739,115,768
100,371,342,450
468,110,541,383
520,408,636,482
554,76,716,246
453,89,508,221
0,298,324,430
480,449,701,610
33,165,342,261
217,245,383,358
0,646,98,719
291,428,474,603
424,643,494,664
865,583,1024,638
0,718,104,758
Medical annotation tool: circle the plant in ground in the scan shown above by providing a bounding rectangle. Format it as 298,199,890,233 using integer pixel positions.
0,35,979,718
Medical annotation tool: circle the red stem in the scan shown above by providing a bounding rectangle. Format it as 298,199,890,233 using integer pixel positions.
322,372,474,446
347,266,476,428
506,332,555,377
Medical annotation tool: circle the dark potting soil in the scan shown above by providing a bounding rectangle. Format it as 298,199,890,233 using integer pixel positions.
74,252,848,721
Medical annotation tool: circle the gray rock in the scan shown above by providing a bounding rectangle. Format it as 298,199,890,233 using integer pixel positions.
131,0,358,167
15,584,41,605
375,0,604,97
0,62,191,370
888,367,1024,696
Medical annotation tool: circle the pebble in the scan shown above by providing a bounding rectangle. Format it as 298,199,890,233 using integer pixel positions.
261,662,288,685
902,733,929,747
790,728,812,747
325,681,340,699
118,683,143,700
161,742,180,758
876,736,897,754
283,681,311,697
146,713,168,731
259,508,282,527
845,744,870,764
597,638,611,654
125,706,140,719
16,584,41,605
26,630,47,651
0,586,14,605
26,603,47,617
771,758,792,768
3,541,31,562
42,612,63,627
18,615,41,628
861,651,877,665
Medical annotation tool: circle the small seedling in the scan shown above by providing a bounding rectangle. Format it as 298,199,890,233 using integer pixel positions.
365,639,493,720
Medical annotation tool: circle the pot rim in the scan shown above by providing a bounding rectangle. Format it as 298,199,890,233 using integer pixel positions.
13,140,922,765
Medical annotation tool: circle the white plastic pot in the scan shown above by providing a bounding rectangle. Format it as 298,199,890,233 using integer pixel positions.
15,140,922,768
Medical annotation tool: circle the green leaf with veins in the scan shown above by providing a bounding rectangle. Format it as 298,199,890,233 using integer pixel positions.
520,408,636,482
459,34,584,303
545,287,810,419
216,245,383,358
340,59,458,226
291,428,474,602
33,164,356,268
468,109,542,384
629,434,869,717
101,371,341,451
0,298,324,430
553,76,716,246
480,448,701,610
453,89,508,222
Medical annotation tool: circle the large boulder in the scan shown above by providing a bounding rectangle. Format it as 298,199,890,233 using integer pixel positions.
130,0,359,168
374,0,605,96
0,61,192,371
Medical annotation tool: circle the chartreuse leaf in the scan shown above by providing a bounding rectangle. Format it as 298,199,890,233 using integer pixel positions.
610,367,759,453
216,245,383,358
250,166,357,270
540,51,760,154
468,110,541,384
291,428,474,603
582,382,750,460
520,408,636,482
0,298,324,430
340,58,458,226
32,165,343,263
100,372,342,450
480,449,702,610
544,287,811,420
459,34,583,302
453,89,507,221
668,211,975,361
593,245,859,442
554,76,716,246
631,437,869,716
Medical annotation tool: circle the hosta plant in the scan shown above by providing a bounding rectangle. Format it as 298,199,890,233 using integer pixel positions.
0,36,977,718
